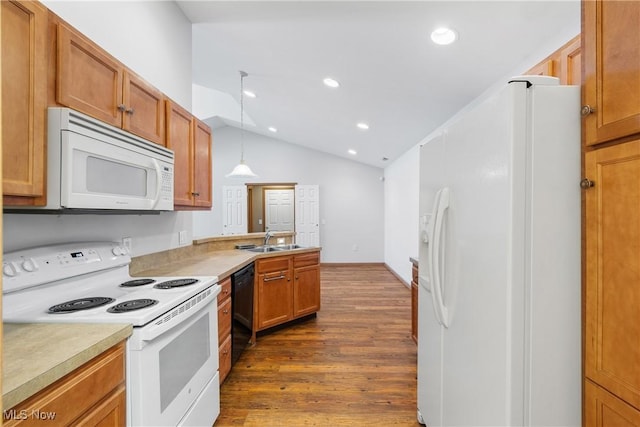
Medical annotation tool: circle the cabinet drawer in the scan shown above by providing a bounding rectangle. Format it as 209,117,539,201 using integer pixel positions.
5,342,125,426
218,334,232,384
217,297,231,342
218,276,231,305
293,252,319,268
256,256,290,274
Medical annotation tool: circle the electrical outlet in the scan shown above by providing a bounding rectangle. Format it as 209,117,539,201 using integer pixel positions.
122,237,132,253
179,230,188,245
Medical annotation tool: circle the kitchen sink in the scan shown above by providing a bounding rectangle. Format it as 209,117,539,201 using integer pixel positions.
244,246,281,253
244,244,305,253
272,244,304,250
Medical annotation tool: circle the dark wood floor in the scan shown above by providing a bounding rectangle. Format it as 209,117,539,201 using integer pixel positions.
214,264,419,426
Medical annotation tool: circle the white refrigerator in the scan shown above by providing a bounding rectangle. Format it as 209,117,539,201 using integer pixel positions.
417,76,581,427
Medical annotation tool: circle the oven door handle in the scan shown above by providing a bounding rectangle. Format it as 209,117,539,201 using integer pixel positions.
140,287,218,342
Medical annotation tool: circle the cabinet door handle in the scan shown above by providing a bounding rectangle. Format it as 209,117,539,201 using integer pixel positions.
192,192,200,197
581,105,595,116
125,107,135,115
580,178,595,189
117,104,126,112
264,274,285,282
223,309,229,314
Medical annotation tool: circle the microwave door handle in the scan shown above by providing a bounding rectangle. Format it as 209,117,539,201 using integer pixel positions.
150,158,162,209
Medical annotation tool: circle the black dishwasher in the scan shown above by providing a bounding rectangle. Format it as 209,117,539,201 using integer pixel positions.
231,262,254,366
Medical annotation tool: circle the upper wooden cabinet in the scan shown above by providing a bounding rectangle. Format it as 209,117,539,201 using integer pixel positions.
524,34,581,86
56,22,165,145
584,139,640,413
583,0,640,146
1,0,47,205
193,119,213,208
166,101,212,209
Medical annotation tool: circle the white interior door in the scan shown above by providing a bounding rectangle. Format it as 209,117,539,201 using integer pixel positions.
295,185,320,246
265,189,294,232
222,186,247,235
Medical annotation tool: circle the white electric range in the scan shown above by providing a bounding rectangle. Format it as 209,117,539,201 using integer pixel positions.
2,242,221,427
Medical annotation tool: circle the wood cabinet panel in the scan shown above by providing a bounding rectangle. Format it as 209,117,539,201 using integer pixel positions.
411,264,418,344
4,343,126,426
585,140,640,410
293,252,320,268
293,264,320,317
217,296,232,342
123,71,165,145
72,385,126,427
257,269,293,329
217,276,232,384
193,119,213,208
218,334,232,385
56,22,166,147
585,380,640,427
2,0,47,203
56,22,122,127
166,101,193,207
525,58,555,78
256,256,291,274
584,0,640,145
559,35,581,85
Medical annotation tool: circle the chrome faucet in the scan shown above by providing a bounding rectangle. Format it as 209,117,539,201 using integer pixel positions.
264,230,274,246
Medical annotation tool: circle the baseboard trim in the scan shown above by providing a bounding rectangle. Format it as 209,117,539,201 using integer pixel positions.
320,262,385,267
384,263,410,288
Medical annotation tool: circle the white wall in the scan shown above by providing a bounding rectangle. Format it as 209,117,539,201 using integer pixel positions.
4,1,193,256
193,126,385,263
383,145,420,284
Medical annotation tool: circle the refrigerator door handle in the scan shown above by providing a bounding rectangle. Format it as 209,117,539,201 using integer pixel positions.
432,187,450,328
428,189,444,326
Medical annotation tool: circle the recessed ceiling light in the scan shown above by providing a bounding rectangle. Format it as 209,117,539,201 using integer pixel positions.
323,77,340,88
357,122,370,130
430,27,457,45
243,90,256,98
348,149,357,155
268,126,278,133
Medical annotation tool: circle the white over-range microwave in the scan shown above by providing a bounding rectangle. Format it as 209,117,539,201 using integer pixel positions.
18,107,174,212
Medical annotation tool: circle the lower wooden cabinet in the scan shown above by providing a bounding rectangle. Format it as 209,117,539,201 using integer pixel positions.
254,251,321,335
293,252,321,317
4,342,126,426
585,380,640,427
411,262,418,344
218,334,232,385
257,256,293,330
217,276,232,383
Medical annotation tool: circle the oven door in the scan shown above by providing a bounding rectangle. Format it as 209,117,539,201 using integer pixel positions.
60,129,173,210
128,298,219,426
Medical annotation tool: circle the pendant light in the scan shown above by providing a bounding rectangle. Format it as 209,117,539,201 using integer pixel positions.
226,70,257,178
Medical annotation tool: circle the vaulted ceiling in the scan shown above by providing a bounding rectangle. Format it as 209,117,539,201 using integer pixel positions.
177,1,580,167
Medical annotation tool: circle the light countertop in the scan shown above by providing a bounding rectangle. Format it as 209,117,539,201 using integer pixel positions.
3,322,132,409
134,247,321,279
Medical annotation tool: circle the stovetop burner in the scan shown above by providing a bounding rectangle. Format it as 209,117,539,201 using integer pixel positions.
107,299,159,313
120,278,156,287
154,278,199,289
48,297,115,314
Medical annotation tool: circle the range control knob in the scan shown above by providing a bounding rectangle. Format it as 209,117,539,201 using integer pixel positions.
112,246,128,256
21,258,39,272
3,262,19,278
